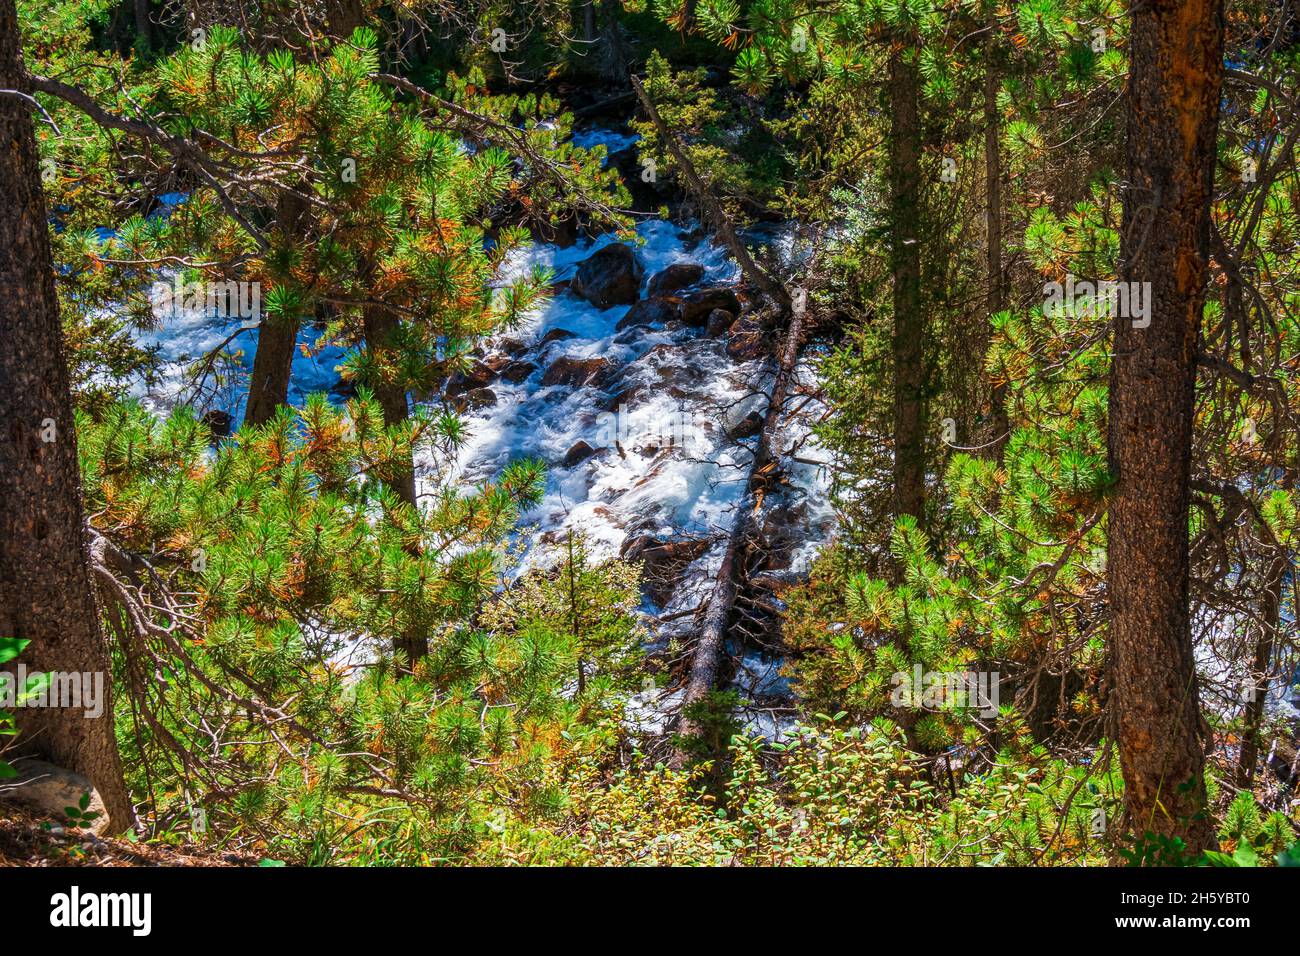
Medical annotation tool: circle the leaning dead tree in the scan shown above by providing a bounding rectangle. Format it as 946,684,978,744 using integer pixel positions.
631,74,805,764
672,309,807,764
631,75,791,314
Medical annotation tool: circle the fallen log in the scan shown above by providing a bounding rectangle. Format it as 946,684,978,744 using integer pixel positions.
629,71,806,765
670,305,806,766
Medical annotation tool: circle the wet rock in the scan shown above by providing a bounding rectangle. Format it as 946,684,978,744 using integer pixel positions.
562,440,598,467
750,571,784,589
620,534,714,605
570,243,644,309
706,308,735,337
201,409,232,438
726,317,769,361
682,287,742,326
615,296,683,331
451,387,498,413
446,360,497,397
613,326,650,345
727,409,765,441
542,356,613,389
647,263,705,297
498,360,538,384
539,328,577,346
0,759,110,835
600,384,645,412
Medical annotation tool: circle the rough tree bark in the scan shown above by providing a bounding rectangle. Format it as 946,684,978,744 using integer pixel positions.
359,299,428,664
133,0,155,49
243,188,309,429
0,0,134,832
1108,0,1225,854
888,48,926,528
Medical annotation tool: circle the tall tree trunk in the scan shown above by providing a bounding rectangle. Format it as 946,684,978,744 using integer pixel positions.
0,0,133,832
242,313,297,428
888,48,926,527
133,0,154,49
1108,0,1225,854
359,304,417,509
359,301,427,664
983,33,1009,460
327,0,366,38
598,0,629,85
243,189,309,429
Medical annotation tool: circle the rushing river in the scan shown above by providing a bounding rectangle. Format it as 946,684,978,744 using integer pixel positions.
129,128,835,740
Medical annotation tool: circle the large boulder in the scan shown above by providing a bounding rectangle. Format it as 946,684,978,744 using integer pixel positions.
0,759,110,835
542,356,614,389
705,308,735,337
646,263,705,298
681,287,742,326
445,360,497,397
450,387,497,413
570,244,644,309
615,296,683,332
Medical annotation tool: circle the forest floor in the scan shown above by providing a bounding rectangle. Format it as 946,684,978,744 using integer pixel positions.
0,805,255,867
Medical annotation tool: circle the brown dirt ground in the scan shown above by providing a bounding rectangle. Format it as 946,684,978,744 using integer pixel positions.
0,804,257,867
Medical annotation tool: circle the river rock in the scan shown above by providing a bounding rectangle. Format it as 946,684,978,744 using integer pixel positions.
539,328,577,346
600,384,645,412
705,308,735,337
727,409,765,441
498,360,538,384
562,440,598,467
445,360,497,397
682,287,741,326
451,387,497,413
542,356,613,389
570,243,644,309
647,263,705,297
616,296,683,331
